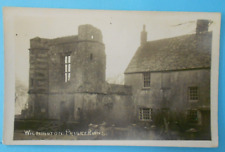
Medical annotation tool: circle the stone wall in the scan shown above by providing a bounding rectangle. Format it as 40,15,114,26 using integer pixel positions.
46,83,132,124
29,37,50,94
28,94,48,119
107,84,132,95
28,24,132,125
73,92,132,125
124,69,210,123
48,42,78,93
28,37,50,119
75,41,106,92
48,94,74,120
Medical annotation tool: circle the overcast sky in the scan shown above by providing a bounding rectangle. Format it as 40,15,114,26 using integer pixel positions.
12,8,217,87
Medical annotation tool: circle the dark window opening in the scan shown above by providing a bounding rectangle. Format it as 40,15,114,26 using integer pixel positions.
187,110,198,123
189,87,199,101
143,72,151,87
90,54,93,60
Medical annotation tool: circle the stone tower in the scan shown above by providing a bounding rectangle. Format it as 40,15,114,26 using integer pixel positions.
27,24,107,119
74,24,106,92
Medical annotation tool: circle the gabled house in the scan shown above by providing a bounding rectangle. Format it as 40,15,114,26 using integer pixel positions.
124,20,212,136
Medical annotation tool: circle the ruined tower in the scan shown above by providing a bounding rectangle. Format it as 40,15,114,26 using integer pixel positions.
28,25,106,119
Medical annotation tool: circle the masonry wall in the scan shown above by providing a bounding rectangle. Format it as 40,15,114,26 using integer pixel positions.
28,37,50,118
46,25,106,94
73,92,132,125
75,41,106,93
27,94,49,118
45,92,132,125
28,24,132,124
48,94,74,120
48,41,78,93
124,69,210,123
29,38,50,93
46,82,132,125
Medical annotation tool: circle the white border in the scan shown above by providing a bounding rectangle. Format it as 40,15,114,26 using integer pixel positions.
3,7,221,147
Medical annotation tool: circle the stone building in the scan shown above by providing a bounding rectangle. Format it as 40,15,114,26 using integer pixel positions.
27,24,132,125
124,20,212,134
27,21,212,137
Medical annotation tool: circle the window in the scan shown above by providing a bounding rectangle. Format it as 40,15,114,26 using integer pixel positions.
64,55,71,82
187,109,198,123
189,87,199,101
139,108,152,121
143,72,151,87
91,35,94,39
90,54,93,60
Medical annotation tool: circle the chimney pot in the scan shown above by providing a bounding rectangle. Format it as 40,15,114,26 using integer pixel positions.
196,19,210,34
141,24,147,45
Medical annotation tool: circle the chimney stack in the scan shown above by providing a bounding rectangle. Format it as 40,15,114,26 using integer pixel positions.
196,20,210,34
141,25,147,45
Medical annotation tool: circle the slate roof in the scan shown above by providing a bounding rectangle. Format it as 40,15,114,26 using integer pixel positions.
125,32,212,74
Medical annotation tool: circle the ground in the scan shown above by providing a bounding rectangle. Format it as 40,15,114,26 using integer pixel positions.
13,119,210,140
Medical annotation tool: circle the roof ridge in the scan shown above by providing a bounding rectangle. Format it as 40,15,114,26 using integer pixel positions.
146,31,212,44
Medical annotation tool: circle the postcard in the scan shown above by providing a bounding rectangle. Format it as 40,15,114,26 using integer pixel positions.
3,7,221,146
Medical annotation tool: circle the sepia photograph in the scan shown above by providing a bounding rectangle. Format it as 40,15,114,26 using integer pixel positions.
3,7,221,146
